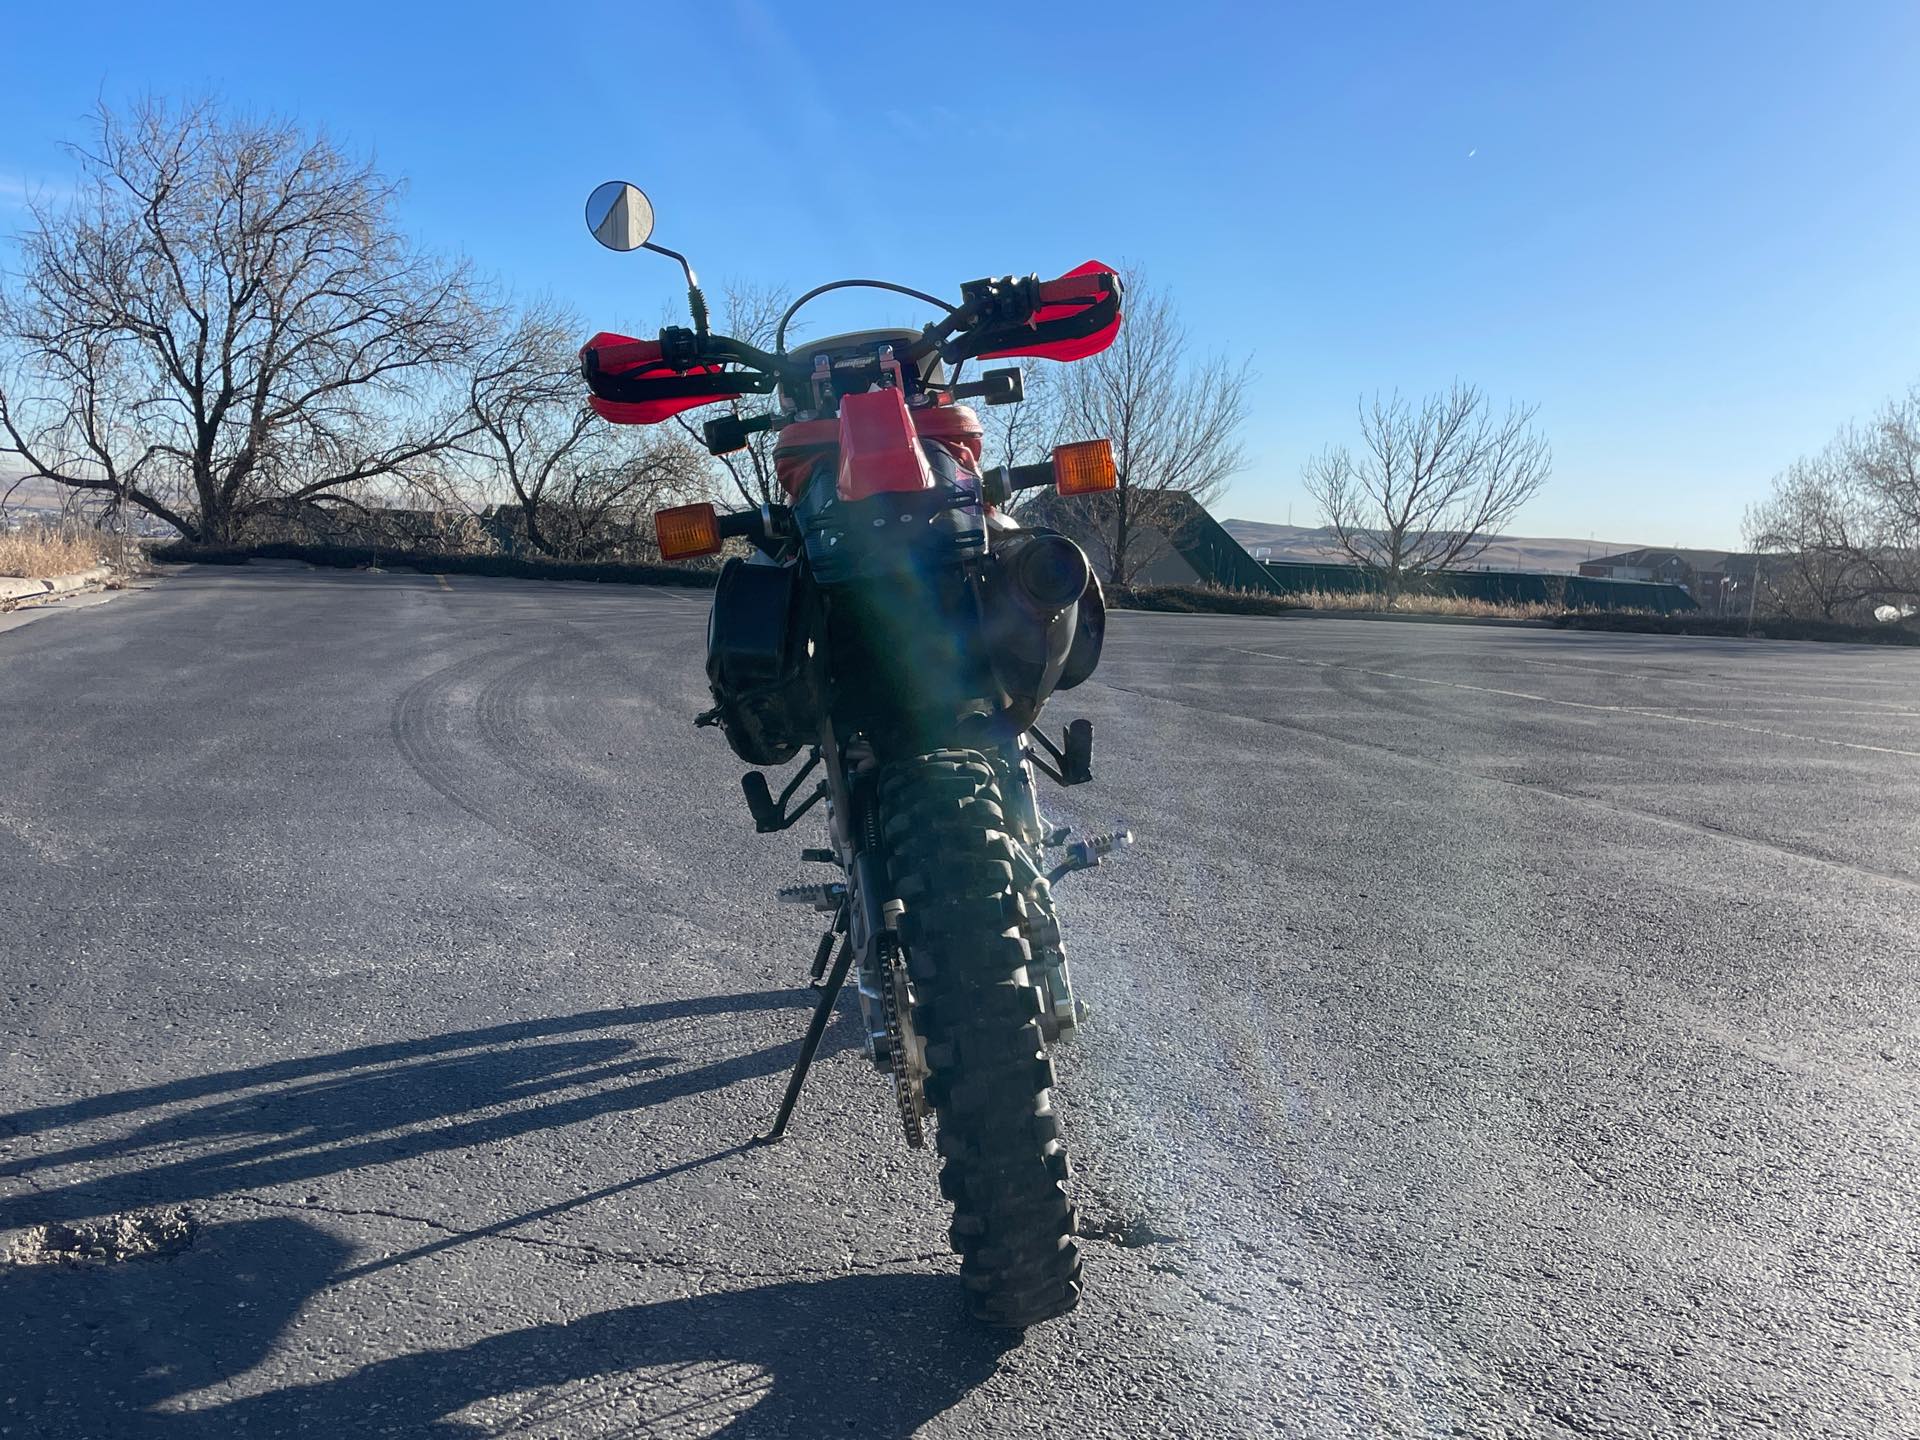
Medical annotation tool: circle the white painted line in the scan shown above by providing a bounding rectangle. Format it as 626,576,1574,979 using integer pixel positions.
1230,648,1920,761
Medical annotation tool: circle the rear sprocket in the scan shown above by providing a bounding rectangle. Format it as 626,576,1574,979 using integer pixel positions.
882,951,928,1147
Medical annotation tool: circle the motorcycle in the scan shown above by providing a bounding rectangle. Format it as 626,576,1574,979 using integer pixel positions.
577,181,1132,1327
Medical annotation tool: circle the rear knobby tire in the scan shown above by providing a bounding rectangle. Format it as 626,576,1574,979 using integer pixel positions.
880,749,1081,1327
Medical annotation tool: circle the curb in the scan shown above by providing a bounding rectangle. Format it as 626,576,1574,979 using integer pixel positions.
0,564,114,606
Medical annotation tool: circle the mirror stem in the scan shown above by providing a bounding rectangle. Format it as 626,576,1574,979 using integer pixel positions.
644,242,709,337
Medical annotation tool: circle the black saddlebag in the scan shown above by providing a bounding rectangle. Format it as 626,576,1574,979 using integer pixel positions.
705,558,821,766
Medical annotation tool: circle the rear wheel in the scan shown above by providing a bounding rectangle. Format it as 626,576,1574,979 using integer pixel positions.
880,750,1081,1327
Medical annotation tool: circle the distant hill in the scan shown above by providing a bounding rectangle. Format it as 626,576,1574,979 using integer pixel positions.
1220,519,1651,575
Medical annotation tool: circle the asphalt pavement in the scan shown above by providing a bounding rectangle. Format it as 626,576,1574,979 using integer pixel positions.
3,564,1917,1438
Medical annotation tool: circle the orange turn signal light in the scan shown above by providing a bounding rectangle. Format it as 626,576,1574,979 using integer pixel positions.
655,502,722,561
1052,438,1117,496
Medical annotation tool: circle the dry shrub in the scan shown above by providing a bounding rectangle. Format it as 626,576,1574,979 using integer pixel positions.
1291,589,1575,619
0,521,109,578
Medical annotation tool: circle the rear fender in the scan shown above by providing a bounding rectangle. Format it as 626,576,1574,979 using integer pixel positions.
837,388,935,501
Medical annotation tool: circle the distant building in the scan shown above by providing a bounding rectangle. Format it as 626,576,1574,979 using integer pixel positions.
1579,547,1770,613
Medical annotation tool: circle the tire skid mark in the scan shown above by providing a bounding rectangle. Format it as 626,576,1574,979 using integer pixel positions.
471,633,659,807
1096,652,1920,897
474,648,574,790
474,638,726,904
390,649,627,885
1231,645,1920,761
392,640,719,923
1315,655,1472,729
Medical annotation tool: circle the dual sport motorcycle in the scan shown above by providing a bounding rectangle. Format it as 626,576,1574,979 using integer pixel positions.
578,181,1131,1327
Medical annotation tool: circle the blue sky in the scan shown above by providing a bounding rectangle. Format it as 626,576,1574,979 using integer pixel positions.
4,1,1918,548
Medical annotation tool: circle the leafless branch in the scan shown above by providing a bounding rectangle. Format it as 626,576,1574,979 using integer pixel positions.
1302,383,1551,601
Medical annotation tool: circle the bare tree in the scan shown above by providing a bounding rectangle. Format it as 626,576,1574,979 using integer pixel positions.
1054,271,1251,586
1857,383,1920,559
0,98,488,543
1743,384,1920,619
1743,448,1876,618
466,303,712,560
1303,384,1551,603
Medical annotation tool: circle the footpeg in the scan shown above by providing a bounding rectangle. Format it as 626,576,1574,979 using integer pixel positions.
778,881,847,912
1046,829,1133,885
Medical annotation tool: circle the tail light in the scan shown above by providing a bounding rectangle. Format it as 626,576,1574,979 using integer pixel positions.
1052,439,1118,496
655,502,722,561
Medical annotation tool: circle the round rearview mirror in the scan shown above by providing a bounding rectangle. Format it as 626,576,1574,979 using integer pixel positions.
584,181,655,252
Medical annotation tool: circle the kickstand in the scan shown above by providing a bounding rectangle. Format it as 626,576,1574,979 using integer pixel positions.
762,935,854,1143
810,902,848,986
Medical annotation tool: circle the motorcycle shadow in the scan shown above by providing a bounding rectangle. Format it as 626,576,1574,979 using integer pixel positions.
5,1212,1014,1439
0,989,832,1231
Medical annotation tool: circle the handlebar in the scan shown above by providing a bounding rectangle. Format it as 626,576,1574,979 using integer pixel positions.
581,267,1120,417
581,331,804,389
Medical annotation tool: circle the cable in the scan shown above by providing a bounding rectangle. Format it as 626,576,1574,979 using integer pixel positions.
775,279,956,354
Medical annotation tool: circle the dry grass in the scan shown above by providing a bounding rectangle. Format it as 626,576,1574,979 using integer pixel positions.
0,523,110,578
1290,588,1572,620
